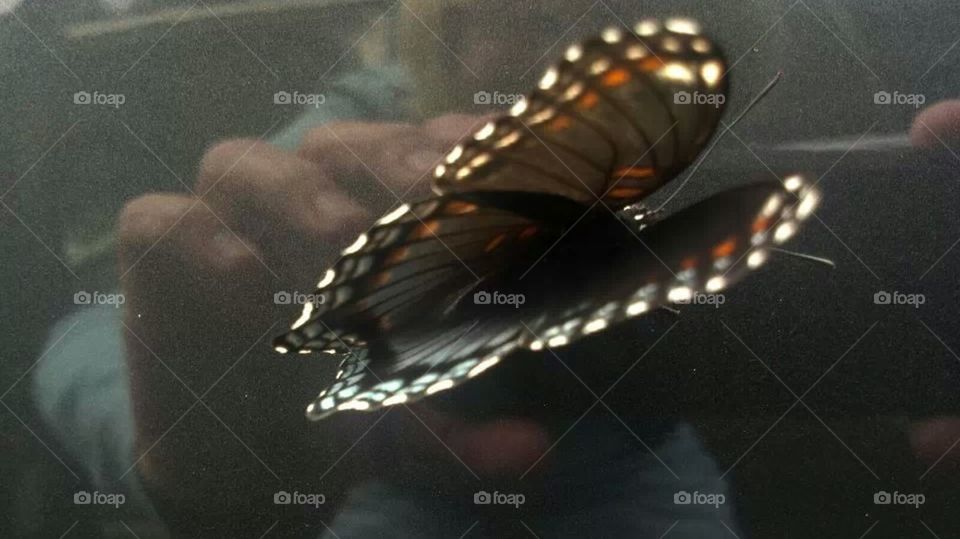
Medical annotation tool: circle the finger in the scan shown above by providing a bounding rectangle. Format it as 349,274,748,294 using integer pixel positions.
298,122,445,200
118,193,260,280
422,113,496,145
910,99,960,149
195,139,369,281
198,139,364,238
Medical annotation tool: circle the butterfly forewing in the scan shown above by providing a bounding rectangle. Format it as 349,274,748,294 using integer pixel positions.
433,18,727,207
272,193,571,356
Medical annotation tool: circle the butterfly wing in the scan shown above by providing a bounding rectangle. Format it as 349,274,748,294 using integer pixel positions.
517,175,820,347
272,191,581,356
295,176,820,419
433,18,727,207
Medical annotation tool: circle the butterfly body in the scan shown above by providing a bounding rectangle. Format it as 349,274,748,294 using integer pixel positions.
272,18,822,420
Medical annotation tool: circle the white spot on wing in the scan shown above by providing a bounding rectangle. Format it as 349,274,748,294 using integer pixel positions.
706,276,726,292
784,175,804,192
468,356,500,378
342,233,368,255
426,379,455,395
747,250,768,269
665,18,700,35
583,319,608,334
291,301,313,330
383,393,408,406
547,335,569,347
601,27,622,43
445,145,464,164
317,269,336,289
475,122,496,140
626,300,650,316
701,61,723,87
668,286,693,303
662,63,695,83
539,67,559,90
635,19,660,36
774,222,797,243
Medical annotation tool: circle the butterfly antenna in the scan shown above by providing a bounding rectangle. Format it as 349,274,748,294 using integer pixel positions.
726,70,783,131
692,71,784,164
655,72,783,212
659,305,681,315
769,247,836,268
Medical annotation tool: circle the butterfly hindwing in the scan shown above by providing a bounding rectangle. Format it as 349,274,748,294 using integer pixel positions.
295,177,819,418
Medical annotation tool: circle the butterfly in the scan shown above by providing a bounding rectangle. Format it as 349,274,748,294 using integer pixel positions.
273,18,821,420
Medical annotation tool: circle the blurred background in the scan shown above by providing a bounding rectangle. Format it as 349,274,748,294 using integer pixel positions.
2,0,960,537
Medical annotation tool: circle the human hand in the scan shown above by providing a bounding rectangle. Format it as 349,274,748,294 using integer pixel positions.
116,114,488,522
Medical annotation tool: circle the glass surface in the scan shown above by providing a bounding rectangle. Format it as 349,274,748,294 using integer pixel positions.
2,1,959,537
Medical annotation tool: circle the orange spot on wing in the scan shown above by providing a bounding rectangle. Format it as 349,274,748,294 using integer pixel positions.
411,220,441,239
602,68,631,87
578,91,599,109
484,233,507,253
608,187,646,198
547,116,572,132
752,216,770,234
613,166,654,179
712,238,737,258
445,201,478,215
385,247,409,265
519,226,539,239
639,56,665,72
372,271,392,287
680,256,698,270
